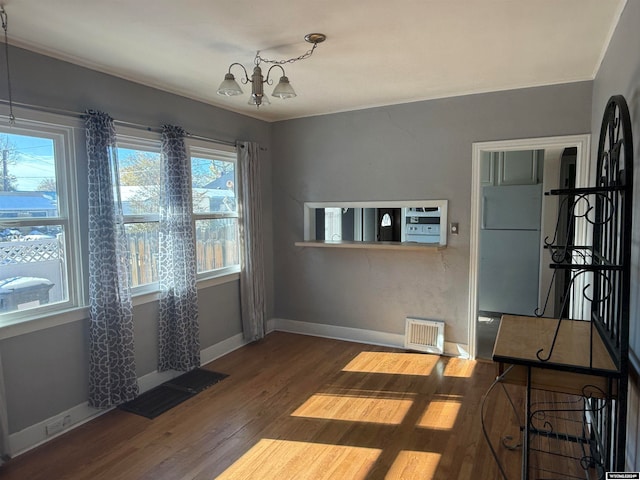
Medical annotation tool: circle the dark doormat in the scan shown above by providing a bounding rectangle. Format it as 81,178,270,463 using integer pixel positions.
119,385,195,419
165,368,229,394
119,368,228,419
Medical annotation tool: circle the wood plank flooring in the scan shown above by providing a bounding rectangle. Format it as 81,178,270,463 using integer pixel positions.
0,332,525,480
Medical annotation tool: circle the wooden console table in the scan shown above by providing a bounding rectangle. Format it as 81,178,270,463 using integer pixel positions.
492,315,620,479
493,315,617,395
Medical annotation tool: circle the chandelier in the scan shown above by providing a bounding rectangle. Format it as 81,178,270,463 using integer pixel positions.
217,33,326,108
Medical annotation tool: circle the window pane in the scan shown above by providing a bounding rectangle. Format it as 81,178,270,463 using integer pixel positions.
124,223,159,287
117,148,161,216
0,132,58,216
0,225,68,314
191,157,236,214
195,218,239,273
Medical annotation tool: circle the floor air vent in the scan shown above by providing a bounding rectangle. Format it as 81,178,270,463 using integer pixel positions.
404,317,445,354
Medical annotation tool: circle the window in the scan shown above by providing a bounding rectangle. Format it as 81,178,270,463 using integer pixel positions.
115,132,161,290
188,140,240,278
114,131,240,292
0,117,81,320
0,115,240,325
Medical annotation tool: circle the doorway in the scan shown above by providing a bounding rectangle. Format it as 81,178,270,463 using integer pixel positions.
468,135,591,360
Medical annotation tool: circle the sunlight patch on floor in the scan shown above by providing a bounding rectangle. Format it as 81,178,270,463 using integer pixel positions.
291,392,415,424
443,357,476,377
417,397,462,430
385,450,441,479
216,439,382,480
342,351,438,376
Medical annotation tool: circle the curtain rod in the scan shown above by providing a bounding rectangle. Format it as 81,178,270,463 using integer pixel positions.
0,99,238,148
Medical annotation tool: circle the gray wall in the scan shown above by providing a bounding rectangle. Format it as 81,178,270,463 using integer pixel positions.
271,83,593,346
0,46,272,433
591,0,640,469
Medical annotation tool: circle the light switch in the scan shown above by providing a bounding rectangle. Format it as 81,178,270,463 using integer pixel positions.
450,222,459,235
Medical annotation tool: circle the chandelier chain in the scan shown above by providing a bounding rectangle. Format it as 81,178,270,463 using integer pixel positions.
257,42,318,65
1,6,14,124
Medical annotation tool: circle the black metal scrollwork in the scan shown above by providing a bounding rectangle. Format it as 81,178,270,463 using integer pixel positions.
526,386,608,477
535,96,632,368
536,269,613,362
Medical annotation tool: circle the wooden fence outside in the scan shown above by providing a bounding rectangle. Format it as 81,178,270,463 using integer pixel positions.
127,227,238,287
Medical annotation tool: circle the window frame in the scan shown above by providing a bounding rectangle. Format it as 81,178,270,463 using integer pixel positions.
114,129,241,296
186,139,240,280
0,110,84,325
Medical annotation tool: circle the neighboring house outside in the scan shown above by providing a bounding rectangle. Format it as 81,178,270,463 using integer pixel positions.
0,191,57,219
119,182,235,215
0,191,62,312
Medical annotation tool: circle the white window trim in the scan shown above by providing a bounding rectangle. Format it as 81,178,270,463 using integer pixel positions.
0,107,85,329
187,138,240,280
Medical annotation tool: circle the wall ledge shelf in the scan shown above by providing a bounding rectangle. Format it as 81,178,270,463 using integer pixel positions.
295,240,446,251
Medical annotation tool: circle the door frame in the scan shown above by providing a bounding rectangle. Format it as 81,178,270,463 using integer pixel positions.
467,134,591,359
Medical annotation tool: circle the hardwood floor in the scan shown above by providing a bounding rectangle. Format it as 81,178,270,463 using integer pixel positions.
0,332,524,479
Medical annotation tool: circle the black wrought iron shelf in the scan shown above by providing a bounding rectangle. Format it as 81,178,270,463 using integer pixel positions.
484,95,633,479
545,185,626,196
543,245,623,271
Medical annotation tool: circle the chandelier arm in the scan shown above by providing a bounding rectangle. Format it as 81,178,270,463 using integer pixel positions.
265,65,286,85
227,62,251,84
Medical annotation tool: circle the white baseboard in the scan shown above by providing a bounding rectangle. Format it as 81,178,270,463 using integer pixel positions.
200,332,248,366
8,332,248,458
271,317,404,348
9,401,104,457
265,317,277,334
270,318,469,358
138,369,181,394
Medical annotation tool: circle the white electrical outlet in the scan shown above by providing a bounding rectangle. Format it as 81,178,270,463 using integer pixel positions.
45,418,64,436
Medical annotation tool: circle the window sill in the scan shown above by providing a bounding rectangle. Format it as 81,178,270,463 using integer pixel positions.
197,271,241,289
0,272,241,340
295,240,446,251
131,271,241,306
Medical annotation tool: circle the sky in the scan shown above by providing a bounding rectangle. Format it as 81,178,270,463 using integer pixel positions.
1,132,235,194
1,132,56,191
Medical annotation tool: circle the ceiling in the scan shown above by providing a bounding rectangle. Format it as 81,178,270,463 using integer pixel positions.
1,0,627,122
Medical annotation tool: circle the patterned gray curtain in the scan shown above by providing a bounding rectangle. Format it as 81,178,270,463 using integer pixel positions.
158,125,200,372
86,110,138,408
237,141,266,341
